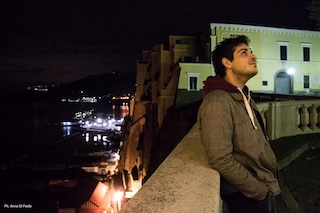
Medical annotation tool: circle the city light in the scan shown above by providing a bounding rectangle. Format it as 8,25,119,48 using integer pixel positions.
113,190,124,211
80,117,124,132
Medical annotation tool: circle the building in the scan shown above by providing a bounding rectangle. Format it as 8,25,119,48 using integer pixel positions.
135,35,211,125
217,23,320,95
178,23,320,98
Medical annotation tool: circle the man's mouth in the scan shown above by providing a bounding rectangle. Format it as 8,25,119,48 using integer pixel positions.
250,61,257,67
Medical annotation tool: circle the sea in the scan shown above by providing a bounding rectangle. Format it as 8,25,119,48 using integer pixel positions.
0,98,128,163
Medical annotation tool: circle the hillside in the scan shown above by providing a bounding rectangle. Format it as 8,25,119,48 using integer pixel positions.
18,72,137,101
53,72,136,96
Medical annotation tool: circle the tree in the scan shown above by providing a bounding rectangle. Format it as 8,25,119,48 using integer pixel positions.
309,0,320,29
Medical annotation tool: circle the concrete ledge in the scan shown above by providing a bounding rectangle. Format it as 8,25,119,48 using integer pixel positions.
120,123,221,213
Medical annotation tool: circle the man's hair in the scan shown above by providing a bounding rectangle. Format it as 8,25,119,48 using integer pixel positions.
212,35,250,77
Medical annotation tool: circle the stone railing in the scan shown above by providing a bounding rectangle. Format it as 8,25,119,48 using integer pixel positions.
120,99,320,213
258,100,320,140
120,122,222,213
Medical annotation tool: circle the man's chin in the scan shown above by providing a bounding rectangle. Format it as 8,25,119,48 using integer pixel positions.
248,71,258,78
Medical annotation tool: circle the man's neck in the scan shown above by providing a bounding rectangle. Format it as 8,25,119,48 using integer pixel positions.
224,74,246,89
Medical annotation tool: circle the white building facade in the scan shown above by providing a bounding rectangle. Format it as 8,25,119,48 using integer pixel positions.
211,23,320,94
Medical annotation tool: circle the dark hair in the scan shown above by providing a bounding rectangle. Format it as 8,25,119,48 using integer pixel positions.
212,35,250,77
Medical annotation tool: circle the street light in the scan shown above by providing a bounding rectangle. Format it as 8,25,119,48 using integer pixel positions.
113,190,124,212
287,68,295,75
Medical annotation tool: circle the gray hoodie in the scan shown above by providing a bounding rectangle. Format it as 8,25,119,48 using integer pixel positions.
198,75,281,200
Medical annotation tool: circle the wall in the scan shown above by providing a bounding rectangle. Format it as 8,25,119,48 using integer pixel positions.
177,63,212,90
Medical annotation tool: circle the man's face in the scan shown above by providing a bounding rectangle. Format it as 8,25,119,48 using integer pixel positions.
230,43,258,79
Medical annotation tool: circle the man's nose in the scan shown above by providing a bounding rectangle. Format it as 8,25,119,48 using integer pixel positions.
251,53,257,60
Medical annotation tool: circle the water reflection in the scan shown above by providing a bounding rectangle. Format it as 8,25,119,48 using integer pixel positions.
112,104,129,120
60,102,129,140
63,126,72,136
81,131,123,149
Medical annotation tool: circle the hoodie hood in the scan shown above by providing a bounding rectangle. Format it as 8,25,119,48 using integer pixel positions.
202,75,258,130
202,75,239,96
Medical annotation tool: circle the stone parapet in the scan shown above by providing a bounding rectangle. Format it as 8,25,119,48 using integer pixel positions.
257,100,320,140
120,122,221,213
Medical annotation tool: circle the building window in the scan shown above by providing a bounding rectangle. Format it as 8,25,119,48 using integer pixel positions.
303,47,310,61
181,56,192,62
185,56,192,62
278,42,288,61
303,74,310,89
280,46,287,60
189,77,197,90
188,73,199,91
301,43,311,62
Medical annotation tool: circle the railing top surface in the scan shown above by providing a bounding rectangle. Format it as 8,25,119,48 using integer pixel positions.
121,123,221,213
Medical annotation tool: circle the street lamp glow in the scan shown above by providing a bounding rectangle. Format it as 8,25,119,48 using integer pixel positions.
113,190,124,211
287,68,295,75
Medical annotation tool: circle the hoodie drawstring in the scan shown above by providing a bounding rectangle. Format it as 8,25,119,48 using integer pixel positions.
237,87,258,130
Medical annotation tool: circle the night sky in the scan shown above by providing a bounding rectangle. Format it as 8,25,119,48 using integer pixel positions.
0,0,317,96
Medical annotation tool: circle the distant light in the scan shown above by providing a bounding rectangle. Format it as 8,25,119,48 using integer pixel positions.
287,68,295,75
113,190,124,211
114,190,124,202
85,133,89,142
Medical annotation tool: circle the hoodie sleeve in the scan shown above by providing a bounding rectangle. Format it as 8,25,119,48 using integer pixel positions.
198,93,269,200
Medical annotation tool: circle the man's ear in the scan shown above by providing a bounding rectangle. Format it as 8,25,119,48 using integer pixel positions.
222,57,232,69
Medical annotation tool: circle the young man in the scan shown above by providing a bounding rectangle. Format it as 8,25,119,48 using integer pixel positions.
198,35,281,213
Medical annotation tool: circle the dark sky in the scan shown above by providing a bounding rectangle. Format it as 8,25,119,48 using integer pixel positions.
0,0,317,96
